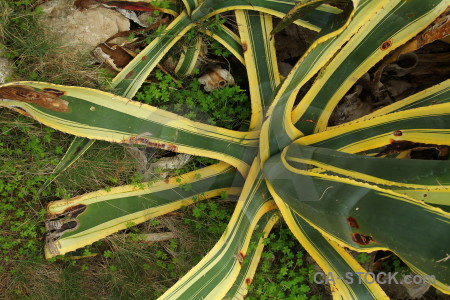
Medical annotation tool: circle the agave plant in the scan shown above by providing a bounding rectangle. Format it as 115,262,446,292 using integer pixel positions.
1,0,449,298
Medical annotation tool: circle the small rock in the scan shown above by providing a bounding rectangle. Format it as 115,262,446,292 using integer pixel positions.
0,58,12,84
0,47,12,84
145,154,191,179
39,0,130,51
402,275,430,299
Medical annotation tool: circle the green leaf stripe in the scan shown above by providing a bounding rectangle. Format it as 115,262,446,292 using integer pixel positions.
181,0,198,15
288,209,388,299
236,10,280,129
286,145,450,188
192,0,342,32
297,103,450,153
353,79,450,122
271,0,350,35
259,0,369,162
284,145,450,210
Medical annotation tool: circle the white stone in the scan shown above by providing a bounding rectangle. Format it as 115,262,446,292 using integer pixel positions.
0,46,12,84
38,0,130,51
0,57,12,84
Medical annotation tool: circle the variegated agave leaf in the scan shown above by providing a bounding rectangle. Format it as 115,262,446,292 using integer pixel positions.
1,0,449,298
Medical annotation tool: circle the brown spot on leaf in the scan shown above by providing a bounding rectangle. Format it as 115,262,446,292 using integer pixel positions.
380,39,393,51
126,136,178,152
141,55,148,61
242,42,248,53
0,85,69,112
298,119,316,124
393,130,403,136
347,217,359,229
245,278,251,285
60,220,78,231
47,204,87,220
43,88,66,97
125,71,134,79
60,204,87,219
351,233,374,245
237,252,245,265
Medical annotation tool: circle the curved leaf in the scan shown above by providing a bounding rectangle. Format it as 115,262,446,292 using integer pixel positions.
201,24,245,65
192,0,342,32
175,36,204,77
45,162,243,258
338,79,450,125
224,210,279,300
298,103,450,154
271,0,351,35
181,0,198,15
0,82,259,175
284,145,450,210
259,0,365,162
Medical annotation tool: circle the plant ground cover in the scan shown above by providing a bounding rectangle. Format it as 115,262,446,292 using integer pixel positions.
1,0,450,299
